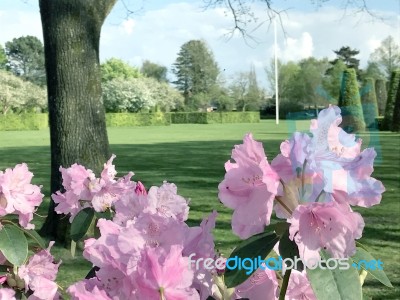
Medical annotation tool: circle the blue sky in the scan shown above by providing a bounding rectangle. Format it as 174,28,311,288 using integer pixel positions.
0,0,399,90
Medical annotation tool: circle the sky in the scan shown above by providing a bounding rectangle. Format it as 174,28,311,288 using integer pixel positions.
0,0,399,91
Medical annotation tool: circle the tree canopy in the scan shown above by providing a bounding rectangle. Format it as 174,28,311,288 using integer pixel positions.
0,44,7,69
5,35,46,85
172,40,220,106
370,36,400,80
101,58,141,82
141,60,168,82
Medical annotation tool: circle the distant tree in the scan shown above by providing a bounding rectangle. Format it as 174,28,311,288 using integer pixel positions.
0,44,7,69
323,59,347,102
243,64,262,111
172,40,220,105
360,61,385,82
338,68,365,132
265,59,300,102
383,70,400,130
375,79,388,116
360,78,378,128
370,36,400,80
327,46,361,80
332,46,360,70
292,57,330,107
391,80,400,131
5,35,46,85
0,70,46,114
101,58,141,82
141,60,168,82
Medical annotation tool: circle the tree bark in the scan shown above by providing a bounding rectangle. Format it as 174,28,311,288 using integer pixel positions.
38,0,117,242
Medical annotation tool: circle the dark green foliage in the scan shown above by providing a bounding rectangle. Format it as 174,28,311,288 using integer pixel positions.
0,113,48,130
0,44,7,69
338,68,365,132
172,40,219,105
383,70,400,130
105,113,171,127
141,60,168,82
375,79,388,116
361,78,379,128
169,112,259,124
5,35,45,85
331,46,360,69
391,79,400,131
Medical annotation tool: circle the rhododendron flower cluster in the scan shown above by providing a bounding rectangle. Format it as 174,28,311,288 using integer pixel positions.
0,163,43,229
217,105,385,299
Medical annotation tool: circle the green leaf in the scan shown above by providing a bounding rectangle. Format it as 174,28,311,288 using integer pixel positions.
224,231,280,288
0,224,28,266
307,251,362,300
278,229,303,271
21,228,47,249
70,207,95,242
350,247,392,288
95,209,112,220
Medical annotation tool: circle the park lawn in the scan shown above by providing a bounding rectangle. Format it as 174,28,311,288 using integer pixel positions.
0,120,398,299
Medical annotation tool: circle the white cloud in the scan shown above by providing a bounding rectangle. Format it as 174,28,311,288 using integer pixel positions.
121,18,135,35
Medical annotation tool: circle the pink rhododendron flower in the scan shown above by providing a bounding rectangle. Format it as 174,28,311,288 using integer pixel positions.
59,163,95,198
113,191,147,226
0,163,44,229
134,181,147,195
135,245,199,300
18,242,60,300
118,213,187,273
145,182,189,222
183,211,218,300
288,201,364,262
218,133,279,239
285,270,316,300
83,219,128,272
0,288,16,300
68,279,112,300
234,268,278,300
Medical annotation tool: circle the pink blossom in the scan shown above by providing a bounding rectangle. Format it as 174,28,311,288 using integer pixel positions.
52,191,82,222
117,213,187,273
0,288,16,300
288,201,364,263
18,242,60,300
100,154,117,184
0,163,44,229
183,211,218,300
59,163,94,198
233,268,279,300
68,279,112,300
83,219,128,272
134,181,147,195
135,245,199,300
113,191,147,226
285,270,316,300
218,134,279,239
145,182,189,222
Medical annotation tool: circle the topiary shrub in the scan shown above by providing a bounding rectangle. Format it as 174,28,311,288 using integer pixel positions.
383,70,400,130
361,78,379,128
338,68,365,132
391,80,400,131
375,79,387,116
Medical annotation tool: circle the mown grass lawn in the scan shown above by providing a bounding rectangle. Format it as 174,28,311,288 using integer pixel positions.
0,120,398,299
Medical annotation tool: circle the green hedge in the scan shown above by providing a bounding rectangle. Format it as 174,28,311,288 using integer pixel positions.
169,112,260,124
0,113,48,131
0,112,259,131
105,112,171,127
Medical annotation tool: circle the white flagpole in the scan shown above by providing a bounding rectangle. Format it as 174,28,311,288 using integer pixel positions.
274,16,279,125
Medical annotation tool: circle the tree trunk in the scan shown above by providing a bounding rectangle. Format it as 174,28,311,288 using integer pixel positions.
38,0,116,243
